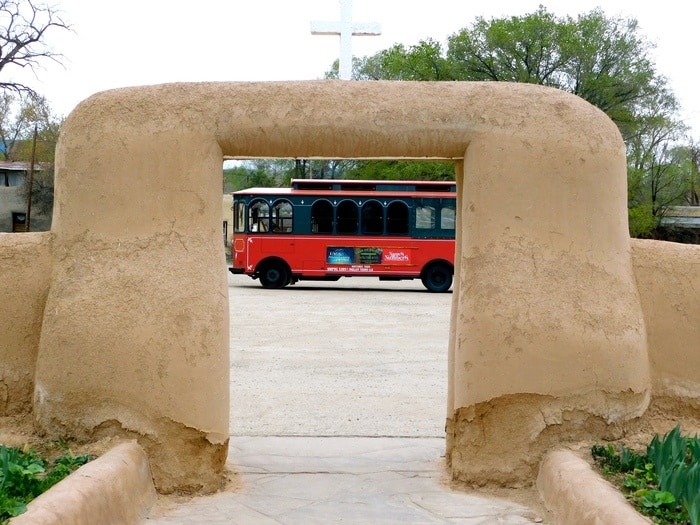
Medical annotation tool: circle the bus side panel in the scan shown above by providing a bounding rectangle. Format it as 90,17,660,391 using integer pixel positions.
234,235,453,279
293,237,452,278
232,234,296,274
232,236,249,273
260,237,295,254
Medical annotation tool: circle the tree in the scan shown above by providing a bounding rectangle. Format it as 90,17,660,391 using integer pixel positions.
353,40,453,81
0,92,59,161
435,7,666,140
686,143,700,206
0,1,70,229
345,160,453,181
17,162,53,216
626,81,689,236
348,6,693,239
561,9,657,141
0,0,70,96
224,159,304,192
10,96,61,228
446,7,571,85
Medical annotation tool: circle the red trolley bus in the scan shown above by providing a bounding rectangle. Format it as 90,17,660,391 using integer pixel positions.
229,179,456,292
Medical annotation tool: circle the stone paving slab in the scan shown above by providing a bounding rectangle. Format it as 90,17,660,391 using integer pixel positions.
143,436,544,525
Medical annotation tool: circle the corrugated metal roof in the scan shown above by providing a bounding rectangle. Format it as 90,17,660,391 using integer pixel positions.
664,206,700,218
0,161,33,171
660,216,700,229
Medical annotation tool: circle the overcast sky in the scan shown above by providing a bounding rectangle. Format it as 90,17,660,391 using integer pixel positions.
16,0,699,137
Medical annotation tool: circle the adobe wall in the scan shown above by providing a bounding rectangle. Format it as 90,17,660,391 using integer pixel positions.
0,232,52,415
0,80,690,493
223,194,233,247
445,88,650,484
631,239,700,406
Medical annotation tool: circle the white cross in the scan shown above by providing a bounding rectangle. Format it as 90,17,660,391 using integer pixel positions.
310,0,382,80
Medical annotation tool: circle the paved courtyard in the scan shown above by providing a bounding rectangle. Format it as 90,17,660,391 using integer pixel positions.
228,275,451,438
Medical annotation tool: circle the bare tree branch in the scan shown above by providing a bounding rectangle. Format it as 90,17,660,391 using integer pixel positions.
0,0,71,96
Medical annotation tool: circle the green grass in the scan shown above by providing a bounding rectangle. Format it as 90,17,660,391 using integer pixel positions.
592,425,700,525
0,443,90,522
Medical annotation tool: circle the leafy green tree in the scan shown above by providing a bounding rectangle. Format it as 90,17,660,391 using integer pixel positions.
560,10,656,138
353,40,453,81
17,163,53,217
446,7,571,85
2,93,61,162
2,94,62,228
626,83,690,236
347,6,692,239
685,143,700,206
345,160,453,181
224,161,278,192
429,6,665,140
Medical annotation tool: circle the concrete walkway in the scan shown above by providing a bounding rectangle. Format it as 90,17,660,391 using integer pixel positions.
144,436,544,524
143,276,547,523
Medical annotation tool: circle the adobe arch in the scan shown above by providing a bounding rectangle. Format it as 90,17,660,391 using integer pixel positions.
34,80,649,492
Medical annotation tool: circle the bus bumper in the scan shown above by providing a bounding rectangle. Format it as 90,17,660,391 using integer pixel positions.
228,267,245,275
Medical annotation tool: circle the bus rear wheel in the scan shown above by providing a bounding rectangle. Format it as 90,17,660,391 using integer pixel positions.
258,261,290,289
422,263,453,293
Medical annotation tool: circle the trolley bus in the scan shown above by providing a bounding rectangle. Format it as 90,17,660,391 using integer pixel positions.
229,179,456,292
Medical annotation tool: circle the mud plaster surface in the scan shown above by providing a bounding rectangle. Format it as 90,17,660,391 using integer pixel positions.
2,81,696,499
4,410,692,523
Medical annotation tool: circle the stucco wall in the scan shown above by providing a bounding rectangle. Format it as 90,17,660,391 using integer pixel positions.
631,239,700,400
0,232,52,415
223,193,233,247
445,88,650,485
0,80,693,494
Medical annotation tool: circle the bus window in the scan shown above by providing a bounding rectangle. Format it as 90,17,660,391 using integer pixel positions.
440,206,456,230
415,205,436,230
311,200,333,233
233,200,246,233
249,199,270,232
336,200,358,234
387,200,409,235
361,200,383,234
272,199,293,232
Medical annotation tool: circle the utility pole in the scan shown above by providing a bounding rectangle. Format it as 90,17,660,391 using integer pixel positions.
25,124,38,232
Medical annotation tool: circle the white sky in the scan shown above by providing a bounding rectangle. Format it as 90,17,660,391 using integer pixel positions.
15,0,700,137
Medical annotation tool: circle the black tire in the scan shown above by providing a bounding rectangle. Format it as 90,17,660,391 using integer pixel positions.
258,261,290,289
422,263,453,293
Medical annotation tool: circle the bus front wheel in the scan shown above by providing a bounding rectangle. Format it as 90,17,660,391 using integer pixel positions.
258,261,290,289
422,263,453,293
